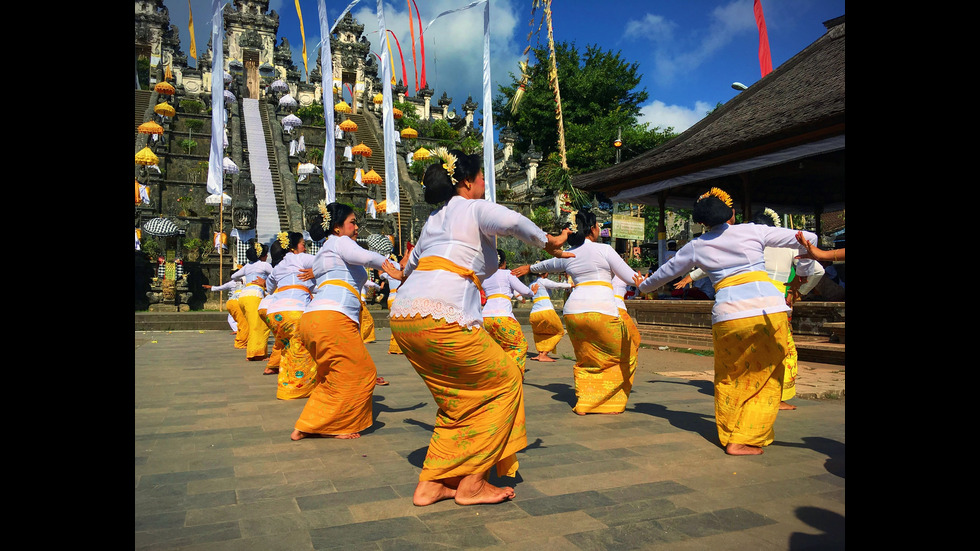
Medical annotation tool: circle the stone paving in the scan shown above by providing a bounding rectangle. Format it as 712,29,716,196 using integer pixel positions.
135,326,845,550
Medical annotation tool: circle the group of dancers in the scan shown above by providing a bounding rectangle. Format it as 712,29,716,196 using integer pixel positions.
204,146,824,506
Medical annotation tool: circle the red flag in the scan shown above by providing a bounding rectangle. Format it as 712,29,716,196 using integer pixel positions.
753,0,773,77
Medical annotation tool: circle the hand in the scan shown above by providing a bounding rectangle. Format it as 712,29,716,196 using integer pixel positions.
673,275,693,290
381,260,404,282
202,284,212,290
545,229,575,259
297,268,315,281
531,283,540,294
253,277,267,287
511,264,531,278
632,272,646,288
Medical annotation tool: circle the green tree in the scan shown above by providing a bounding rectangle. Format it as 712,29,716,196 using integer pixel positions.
493,42,676,191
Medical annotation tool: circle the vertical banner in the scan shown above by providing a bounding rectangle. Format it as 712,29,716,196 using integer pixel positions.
296,0,309,82
318,0,336,203
377,0,400,214
753,0,773,77
187,0,197,61
481,0,495,203
206,0,225,197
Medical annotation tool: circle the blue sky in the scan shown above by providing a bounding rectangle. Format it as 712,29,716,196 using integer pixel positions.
167,0,845,135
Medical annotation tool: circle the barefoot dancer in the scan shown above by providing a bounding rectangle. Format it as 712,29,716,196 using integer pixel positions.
481,249,535,377
525,273,571,362
291,202,403,441
513,210,641,416
388,148,573,506
636,188,818,456
230,240,274,362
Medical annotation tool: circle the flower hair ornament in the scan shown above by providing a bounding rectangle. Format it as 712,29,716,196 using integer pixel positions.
697,187,734,207
277,231,290,249
567,209,579,233
763,207,781,227
254,241,262,255
317,200,332,230
432,147,458,185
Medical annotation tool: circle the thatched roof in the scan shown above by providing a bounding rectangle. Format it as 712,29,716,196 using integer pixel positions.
573,15,845,217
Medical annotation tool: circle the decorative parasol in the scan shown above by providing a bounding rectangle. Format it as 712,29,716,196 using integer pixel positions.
278,94,297,108
392,107,403,119
334,100,352,114
373,93,383,105
270,79,288,92
224,72,232,84
297,163,320,175
135,146,159,166
281,114,303,129
205,193,232,206
351,143,372,157
137,121,164,135
338,119,358,133
154,81,175,96
154,102,175,118
367,233,394,257
413,147,431,161
223,90,237,103
375,200,387,213
362,169,383,185
222,157,239,174
142,217,182,237
400,127,418,139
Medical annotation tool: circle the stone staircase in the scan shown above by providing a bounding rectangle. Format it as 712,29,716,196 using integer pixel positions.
242,98,286,243
135,89,152,130
258,101,289,230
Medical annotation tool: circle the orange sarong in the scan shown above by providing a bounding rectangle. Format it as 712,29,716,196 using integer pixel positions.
712,312,789,448
387,295,403,354
360,301,376,343
294,310,377,436
260,308,282,369
227,298,249,349
529,308,564,355
483,316,529,375
564,311,636,414
269,310,318,400
238,294,270,360
390,315,526,480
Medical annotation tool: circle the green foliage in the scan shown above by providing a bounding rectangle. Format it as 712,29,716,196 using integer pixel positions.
295,102,325,126
179,139,198,154
180,99,205,114
184,119,205,134
530,205,555,230
493,41,676,177
458,134,483,155
137,58,151,89
307,147,324,165
142,237,161,258
394,101,420,131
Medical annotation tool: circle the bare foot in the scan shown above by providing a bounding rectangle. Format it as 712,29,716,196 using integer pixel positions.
454,477,515,505
779,401,797,410
263,368,279,375
291,429,314,441
291,430,360,440
334,433,361,439
725,443,764,456
535,354,556,362
413,480,457,506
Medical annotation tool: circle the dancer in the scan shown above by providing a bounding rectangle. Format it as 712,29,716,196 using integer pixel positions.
257,285,281,375
481,249,535,376
635,188,818,456
388,148,572,506
525,271,571,362
266,231,319,399
512,209,641,416
291,201,402,441
381,258,407,355
359,279,380,344
203,277,248,348
612,275,641,377
229,240,274,362
796,232,845,262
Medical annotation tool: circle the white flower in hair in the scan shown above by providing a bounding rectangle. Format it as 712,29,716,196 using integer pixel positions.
763,207,781,227
318,200,332,229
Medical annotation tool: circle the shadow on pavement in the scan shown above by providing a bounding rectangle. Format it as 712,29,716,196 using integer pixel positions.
523,381,576,408
629,401,718,446
789,506,845,549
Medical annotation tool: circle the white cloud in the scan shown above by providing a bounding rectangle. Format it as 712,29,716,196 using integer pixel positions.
638,100,714,134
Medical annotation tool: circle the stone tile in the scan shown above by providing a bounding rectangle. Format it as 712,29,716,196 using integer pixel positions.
135,521,241,550
484,510,607,543
296,485,400,511
584,498,695,527
376,525,504,550
515,490,617,517
136,467,236,488
184,497,301,526
563,518,688,549
236,479,339,504
308,516,429,549
238,508,357,538
186,472,287,495
416,501,528,531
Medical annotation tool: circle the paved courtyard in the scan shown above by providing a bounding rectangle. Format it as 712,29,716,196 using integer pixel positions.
135,327,844,550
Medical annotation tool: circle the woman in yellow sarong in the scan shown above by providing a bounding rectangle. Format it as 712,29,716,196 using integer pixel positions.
291,203,403,441
203,278,248,349
526,274,571,362
513,210,641,416
381,266,404,354
612,275,641,377
388,148,572,507
636,188,819,456
229,240,274,362
266,231,319,399
481,249,535,376
257,292,281,375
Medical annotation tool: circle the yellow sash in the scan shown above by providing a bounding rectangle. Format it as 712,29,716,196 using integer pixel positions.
533,296,550,303
572,280,614,289
615,295,624,301
316,279,361,299
713,271,780,293
274,284,313,297
415,256,484,293
487,293,511,301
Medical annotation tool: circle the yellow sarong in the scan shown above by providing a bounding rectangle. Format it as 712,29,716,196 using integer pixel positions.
529,308,564,355
618,308,641,375
387,294,403,354
712,312,788,448
483,316,529,375
238,294,270,360
260,307,282,369
781,328,798,401
390,315,526,480
269,310,318,400
295,310,376,436
360,301,376,343
563,312,636,414
227,298,249,349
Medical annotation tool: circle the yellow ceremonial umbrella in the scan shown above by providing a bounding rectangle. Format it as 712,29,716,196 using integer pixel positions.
413,147,431,161
362,169,383,185
154,81,175,96
351,143,372,157
135,180,143,205
373,93,383,105
334,100,352,114
376,200,387,213
154,102,175,118
137,121,164,135
392,107,403,119
339,119,358,132
400,127,418,139
135,146,159,166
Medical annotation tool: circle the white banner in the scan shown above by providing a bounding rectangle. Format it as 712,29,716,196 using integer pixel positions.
318,0,336,203
206,0,225,197
377,0,399,214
